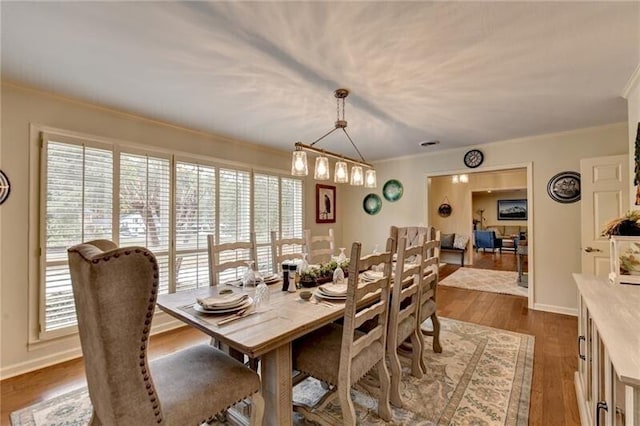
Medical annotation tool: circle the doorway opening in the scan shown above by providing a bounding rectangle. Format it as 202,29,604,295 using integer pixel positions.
427,166,532,302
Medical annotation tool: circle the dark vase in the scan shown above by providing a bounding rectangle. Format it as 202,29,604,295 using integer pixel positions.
614,220,640,236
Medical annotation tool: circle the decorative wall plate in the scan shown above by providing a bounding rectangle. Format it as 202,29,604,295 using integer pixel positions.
464,149,484,168
438,203,452,217
547,171,580,203
363,193,382,215
382,179,403,202
0,170,10,205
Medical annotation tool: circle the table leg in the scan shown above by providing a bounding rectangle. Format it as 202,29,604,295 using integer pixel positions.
261,343,293,426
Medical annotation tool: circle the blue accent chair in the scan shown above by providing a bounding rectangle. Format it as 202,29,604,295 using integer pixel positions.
474,230,503,253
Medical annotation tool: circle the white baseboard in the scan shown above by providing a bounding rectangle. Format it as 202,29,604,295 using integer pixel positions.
532,303,578,317
0,315,187,380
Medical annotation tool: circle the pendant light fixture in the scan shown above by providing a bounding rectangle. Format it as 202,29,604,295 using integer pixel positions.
290,88,375,187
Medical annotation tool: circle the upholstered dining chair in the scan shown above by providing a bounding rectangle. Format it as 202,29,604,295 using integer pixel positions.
270,230,307,273
207,233,258,286
304,228,335,264
68,240,264,426
387,236,425,408
292,239,394,425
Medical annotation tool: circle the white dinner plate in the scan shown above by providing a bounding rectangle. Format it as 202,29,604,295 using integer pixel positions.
315,291,346,301
193,298,253,314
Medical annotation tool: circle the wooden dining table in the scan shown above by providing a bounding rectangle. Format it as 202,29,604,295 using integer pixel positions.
156,284,347,426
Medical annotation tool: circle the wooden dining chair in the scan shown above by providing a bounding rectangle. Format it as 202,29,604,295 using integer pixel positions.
389,225,430,253
68,240,264,426
207,233,258,286
304,228,335,264
387,235,425,408
270,230,306,273
292,239,394,425
418,229,443,361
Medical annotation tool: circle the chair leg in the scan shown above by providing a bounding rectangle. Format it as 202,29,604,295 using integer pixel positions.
376,359,393,422
249,391,264,426
431,313,443,353
388,344,403,408
338,383,357,426
409,329,424,379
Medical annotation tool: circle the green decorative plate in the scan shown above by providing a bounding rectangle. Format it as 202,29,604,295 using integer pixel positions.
383,179,403,202
363,193,382,215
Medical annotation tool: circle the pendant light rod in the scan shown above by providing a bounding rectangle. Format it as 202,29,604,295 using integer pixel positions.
294,142,373,169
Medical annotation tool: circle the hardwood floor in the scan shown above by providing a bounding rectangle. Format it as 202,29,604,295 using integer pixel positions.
1,259,576,426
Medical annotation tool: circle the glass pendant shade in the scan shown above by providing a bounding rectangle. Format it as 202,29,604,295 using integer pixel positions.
291,150,308,176
451,175,459,184
334,161,348,183
459,174,469,183
314,156,330,180
350,166,364,186
364,169,377,188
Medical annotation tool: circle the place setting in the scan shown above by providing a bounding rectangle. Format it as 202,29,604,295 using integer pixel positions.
314,283,348,301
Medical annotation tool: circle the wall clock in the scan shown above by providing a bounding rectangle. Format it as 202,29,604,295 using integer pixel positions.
463,149,484,168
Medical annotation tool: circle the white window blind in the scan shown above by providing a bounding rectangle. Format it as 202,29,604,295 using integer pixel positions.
39,130,305,338
119,152,171,294
43,139,113,333
280,177,304,256
175,162,216,291
253,173,280,272
217,168,251,282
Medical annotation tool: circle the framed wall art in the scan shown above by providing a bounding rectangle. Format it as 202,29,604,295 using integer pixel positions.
316,184,336,223
497,199,527,220
547,171,580,203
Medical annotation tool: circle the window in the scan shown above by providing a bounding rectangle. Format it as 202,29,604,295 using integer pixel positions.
175,161,216,292
39,131,303,338
42,136,113,334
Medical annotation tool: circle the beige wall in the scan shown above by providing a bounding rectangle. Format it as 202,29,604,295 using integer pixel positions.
342,123,629,315
0,83,337,378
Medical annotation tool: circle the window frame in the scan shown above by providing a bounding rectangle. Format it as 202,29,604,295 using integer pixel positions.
35,128,304,342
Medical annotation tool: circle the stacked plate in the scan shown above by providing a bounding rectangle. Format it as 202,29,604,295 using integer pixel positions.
361,270,383,282
194,294,253,314
262,273,281,285
316,283,348,301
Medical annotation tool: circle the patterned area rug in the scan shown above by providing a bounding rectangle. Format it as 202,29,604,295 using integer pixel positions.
11,318,533,426
439,267,528,297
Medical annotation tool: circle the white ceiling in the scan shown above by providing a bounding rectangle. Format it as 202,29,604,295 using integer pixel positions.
2,2,639,160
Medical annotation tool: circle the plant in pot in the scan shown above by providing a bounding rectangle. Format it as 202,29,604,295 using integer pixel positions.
601,211,640,236
299,267,319,288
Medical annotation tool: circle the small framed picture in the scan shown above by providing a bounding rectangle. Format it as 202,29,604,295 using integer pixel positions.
497,199,527,220
316,184,336,223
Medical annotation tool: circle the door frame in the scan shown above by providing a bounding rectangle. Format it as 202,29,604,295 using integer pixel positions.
424,161,534,309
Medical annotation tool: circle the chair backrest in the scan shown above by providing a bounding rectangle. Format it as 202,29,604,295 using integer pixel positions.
304,228,335,264
67,240,163,425
270,231,306,273
389,225,435,253
388,236,424,350
207,233,258,286
474,230,498,246
419,230,441,309
339,238,394,387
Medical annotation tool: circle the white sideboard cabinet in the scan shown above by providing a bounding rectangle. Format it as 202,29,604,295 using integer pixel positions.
574,274,640,426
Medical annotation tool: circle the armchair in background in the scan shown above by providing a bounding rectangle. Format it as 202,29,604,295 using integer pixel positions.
474,230,503,253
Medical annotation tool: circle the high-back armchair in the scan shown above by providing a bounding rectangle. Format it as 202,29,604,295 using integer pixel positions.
474,230,503,253
67,240,264,425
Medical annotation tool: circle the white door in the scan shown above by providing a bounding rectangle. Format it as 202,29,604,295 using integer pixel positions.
580,155,629,276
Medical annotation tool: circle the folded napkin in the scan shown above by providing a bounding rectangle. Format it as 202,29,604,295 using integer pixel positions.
197,294,249,309
222,278,243,287
318,284,348,296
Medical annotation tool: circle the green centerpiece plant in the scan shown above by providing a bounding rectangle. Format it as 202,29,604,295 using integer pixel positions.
299,259,350,287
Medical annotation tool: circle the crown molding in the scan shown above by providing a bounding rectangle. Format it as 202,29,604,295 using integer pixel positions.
622,62,640,99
